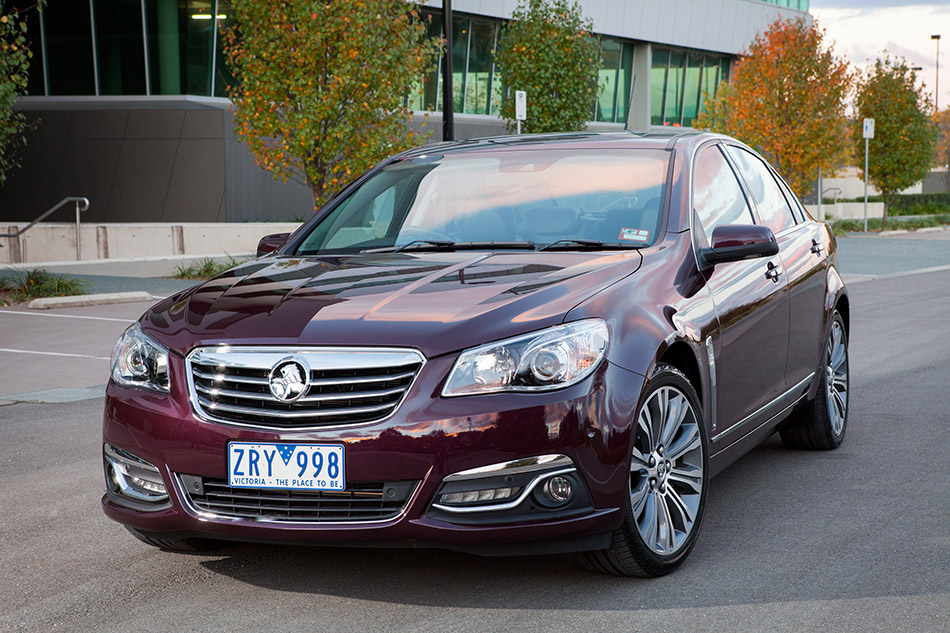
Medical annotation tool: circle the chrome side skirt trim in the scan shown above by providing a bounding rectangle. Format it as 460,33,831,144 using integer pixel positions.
711,372,815,443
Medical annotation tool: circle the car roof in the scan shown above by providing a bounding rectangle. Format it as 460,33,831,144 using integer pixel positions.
402,130,712,157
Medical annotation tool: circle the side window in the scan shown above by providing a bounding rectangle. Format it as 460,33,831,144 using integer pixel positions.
775,174,806,223
692,144,755,242
726,146,796,235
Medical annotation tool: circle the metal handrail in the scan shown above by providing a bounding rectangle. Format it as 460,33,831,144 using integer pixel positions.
1,197,90,261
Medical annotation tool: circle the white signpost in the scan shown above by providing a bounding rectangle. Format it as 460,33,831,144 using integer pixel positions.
863,118,874,231
515,90,527,134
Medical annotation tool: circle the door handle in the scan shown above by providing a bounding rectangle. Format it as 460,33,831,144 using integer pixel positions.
810,239,824,255
765,261,783,282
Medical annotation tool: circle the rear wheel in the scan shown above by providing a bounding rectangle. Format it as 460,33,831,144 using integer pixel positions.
583,364,708,577
125,527,225,553
780,311,849,450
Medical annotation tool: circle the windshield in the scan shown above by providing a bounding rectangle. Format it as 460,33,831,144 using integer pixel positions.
294,149,671,255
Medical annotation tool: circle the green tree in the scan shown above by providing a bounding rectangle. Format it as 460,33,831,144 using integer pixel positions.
853,57,938,225
223,0,440,209
494,0,601,134
0,3,37,186
695,18,852,198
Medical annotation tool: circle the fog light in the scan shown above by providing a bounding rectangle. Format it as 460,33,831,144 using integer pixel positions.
103,443,168,503
542,476,573,504
439,486,520,506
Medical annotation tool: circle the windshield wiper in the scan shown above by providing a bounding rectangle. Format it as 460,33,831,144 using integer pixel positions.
363,240,536,254
539,239,643,251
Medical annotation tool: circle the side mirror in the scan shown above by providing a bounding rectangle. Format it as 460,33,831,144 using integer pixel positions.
699,224,778,267
256,233,290,257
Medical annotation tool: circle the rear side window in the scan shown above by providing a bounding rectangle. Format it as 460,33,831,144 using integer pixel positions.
692,144,755,242
726,146,796,235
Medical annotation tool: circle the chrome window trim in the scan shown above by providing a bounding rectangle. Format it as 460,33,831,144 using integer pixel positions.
185,346,426,431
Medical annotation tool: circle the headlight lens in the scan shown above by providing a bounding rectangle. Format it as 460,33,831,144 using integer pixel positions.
110,323,171,393
442,319,608,397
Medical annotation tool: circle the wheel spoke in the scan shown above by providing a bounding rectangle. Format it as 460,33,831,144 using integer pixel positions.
666,422,700,461
638,407,655,453
665,485,696,526
630,477,649,516
631,446,649,472
832,389,847,420
652,389,669,449
667,463,703,495
660,393,689,448
640,492,659,550
656,493,675,552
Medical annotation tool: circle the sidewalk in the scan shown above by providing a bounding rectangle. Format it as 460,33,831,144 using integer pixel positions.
0,254,234,297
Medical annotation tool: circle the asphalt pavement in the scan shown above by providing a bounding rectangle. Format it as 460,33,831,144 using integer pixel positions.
0,232,948,632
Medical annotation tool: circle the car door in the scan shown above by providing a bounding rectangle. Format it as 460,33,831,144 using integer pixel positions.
691,143,790,440
724,145,827,393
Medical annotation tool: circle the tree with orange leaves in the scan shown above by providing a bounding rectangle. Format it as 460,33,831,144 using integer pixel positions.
934,108,950,189
223,1,440,209
694,18,852,198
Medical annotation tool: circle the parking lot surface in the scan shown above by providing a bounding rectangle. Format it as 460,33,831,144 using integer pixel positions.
1,244,948,632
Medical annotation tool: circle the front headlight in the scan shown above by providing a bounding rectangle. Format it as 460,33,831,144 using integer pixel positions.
110,323,171,393
442,319,608,397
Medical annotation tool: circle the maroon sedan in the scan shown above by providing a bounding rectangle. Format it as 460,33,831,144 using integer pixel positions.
102,131,849,576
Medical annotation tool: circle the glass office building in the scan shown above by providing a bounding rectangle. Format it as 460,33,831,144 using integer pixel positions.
11,1,731,127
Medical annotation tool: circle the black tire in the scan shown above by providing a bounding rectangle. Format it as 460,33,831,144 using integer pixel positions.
583,363,709,577
780,311,849,451
125,526,225,553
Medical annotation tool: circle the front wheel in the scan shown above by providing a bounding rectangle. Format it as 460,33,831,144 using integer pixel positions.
780,311,849,450
583,364,708,577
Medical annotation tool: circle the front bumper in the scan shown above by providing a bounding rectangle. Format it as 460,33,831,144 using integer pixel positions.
101,354,644,555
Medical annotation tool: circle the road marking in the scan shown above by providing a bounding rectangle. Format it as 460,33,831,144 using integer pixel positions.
0,347,110,360
0,309,133,323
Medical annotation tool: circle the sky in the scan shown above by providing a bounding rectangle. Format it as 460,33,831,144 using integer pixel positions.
809,1,950,111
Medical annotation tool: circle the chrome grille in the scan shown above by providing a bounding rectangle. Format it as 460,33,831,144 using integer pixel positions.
186,347,424,429
180,475,417,522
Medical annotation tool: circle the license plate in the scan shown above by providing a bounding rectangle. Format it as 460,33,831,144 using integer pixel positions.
228,442,345,491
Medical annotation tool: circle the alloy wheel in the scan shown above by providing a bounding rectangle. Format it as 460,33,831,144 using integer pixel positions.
825,319,849,437
630,386,704,556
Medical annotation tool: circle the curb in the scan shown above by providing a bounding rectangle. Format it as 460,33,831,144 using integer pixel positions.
878,229,909,236
27,291,155,310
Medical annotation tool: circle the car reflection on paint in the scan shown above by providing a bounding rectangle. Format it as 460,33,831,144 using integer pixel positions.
102,131,850,576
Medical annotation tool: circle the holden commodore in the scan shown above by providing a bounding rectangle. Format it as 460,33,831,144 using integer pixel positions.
102,131,850,576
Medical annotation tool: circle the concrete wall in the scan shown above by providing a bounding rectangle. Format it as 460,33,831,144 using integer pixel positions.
805,202,885,222
0,222,301,265
0,97,315,226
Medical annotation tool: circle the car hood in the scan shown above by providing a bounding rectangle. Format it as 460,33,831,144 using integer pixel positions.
142,251,642,358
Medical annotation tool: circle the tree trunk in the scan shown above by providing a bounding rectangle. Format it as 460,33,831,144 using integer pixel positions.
881,192,895,228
